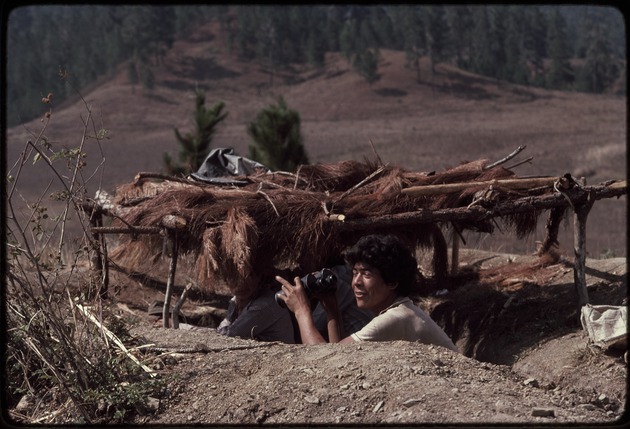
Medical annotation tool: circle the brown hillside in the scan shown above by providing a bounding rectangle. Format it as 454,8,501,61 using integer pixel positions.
5,19,627,257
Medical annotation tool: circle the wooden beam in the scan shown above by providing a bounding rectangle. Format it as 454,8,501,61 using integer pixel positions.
573,199,595,310
90,226,162,235
401,177,559,197
330,181,626,232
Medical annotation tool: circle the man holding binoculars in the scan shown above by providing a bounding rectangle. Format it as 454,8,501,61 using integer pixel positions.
276,234,458,352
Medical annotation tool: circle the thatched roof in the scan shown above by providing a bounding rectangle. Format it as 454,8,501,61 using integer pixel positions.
105,156,558,302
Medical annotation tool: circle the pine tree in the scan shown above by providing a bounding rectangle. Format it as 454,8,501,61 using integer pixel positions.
488,6,509,81
394,6,426,82
470,6,494,77
247,97,309,172
139,61,155,90
166,91,228,175
323,5,344,52
446,6,473,69
424,5,449,75
353,48,381,85
369,7,396,49
127,61,139,93
306,32,326,68
339,20,358,61
503,7,529,85
522,7,547,86
575,16,620,93
545,8,574,89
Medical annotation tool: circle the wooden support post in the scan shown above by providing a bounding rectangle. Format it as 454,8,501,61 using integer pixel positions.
160,215,186,328
87,208,109,299
451,228,460,275
162,230,179,328
538,207,565,256
172,284,192,329
573,198,595,311
99,222,110,299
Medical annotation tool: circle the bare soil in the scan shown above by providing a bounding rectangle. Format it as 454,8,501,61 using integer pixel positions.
99,249,628,426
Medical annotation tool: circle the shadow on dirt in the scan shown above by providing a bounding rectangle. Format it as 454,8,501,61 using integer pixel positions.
173,57,241,81
161,80,212,92
110,264,229,308
374,87,408,97
142,93,180,105
110,250,626,370
435,82,497,100
427,265,626,366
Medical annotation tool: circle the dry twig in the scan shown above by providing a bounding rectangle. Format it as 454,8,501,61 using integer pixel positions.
484,145,526,170
75,303,156,377
334,164,388,204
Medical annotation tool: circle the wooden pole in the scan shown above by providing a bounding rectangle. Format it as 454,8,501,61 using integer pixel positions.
172,284,192,329
161,215,187,328
162,230,179,328
538,207,565,255
99,219,110,299
88,211,103,296
573,198,595,311
329,181,626,232
451,229,460,275
86,208,110,299
402,177,559,197
90,226,162,235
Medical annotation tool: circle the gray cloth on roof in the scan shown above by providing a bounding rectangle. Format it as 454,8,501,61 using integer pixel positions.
189,147,270,184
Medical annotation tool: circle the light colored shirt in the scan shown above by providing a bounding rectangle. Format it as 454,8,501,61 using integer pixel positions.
351,296,458,352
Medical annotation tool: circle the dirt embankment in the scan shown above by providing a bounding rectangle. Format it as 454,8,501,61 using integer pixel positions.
104,250,627,426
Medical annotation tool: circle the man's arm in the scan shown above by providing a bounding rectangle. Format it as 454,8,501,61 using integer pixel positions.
276,275,354,344
316,293,343,343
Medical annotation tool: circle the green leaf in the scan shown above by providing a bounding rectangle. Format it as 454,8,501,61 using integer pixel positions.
96,129,110,140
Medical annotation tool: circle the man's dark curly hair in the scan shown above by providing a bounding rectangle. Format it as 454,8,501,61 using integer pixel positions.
343,234,418,296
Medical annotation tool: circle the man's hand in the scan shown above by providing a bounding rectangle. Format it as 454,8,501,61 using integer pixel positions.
275,275,344,344
313,290,338,316
275,276,311,317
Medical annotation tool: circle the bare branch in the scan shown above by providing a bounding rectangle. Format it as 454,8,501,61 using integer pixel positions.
484,145,527,170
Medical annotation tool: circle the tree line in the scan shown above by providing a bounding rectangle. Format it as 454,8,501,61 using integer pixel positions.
6,5,625,127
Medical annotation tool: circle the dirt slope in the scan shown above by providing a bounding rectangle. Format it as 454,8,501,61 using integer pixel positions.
5,19,626,257
103,250,626,426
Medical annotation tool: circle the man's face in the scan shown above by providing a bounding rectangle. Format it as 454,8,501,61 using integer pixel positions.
351,262,397,314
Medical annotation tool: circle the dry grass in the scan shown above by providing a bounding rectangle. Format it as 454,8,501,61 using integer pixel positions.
105,156,583,303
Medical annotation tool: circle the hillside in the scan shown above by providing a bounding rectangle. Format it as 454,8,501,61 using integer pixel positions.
5,19,627,257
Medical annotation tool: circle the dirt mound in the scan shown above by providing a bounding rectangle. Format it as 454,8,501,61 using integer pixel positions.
126,326,623,425
99,250,628,425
